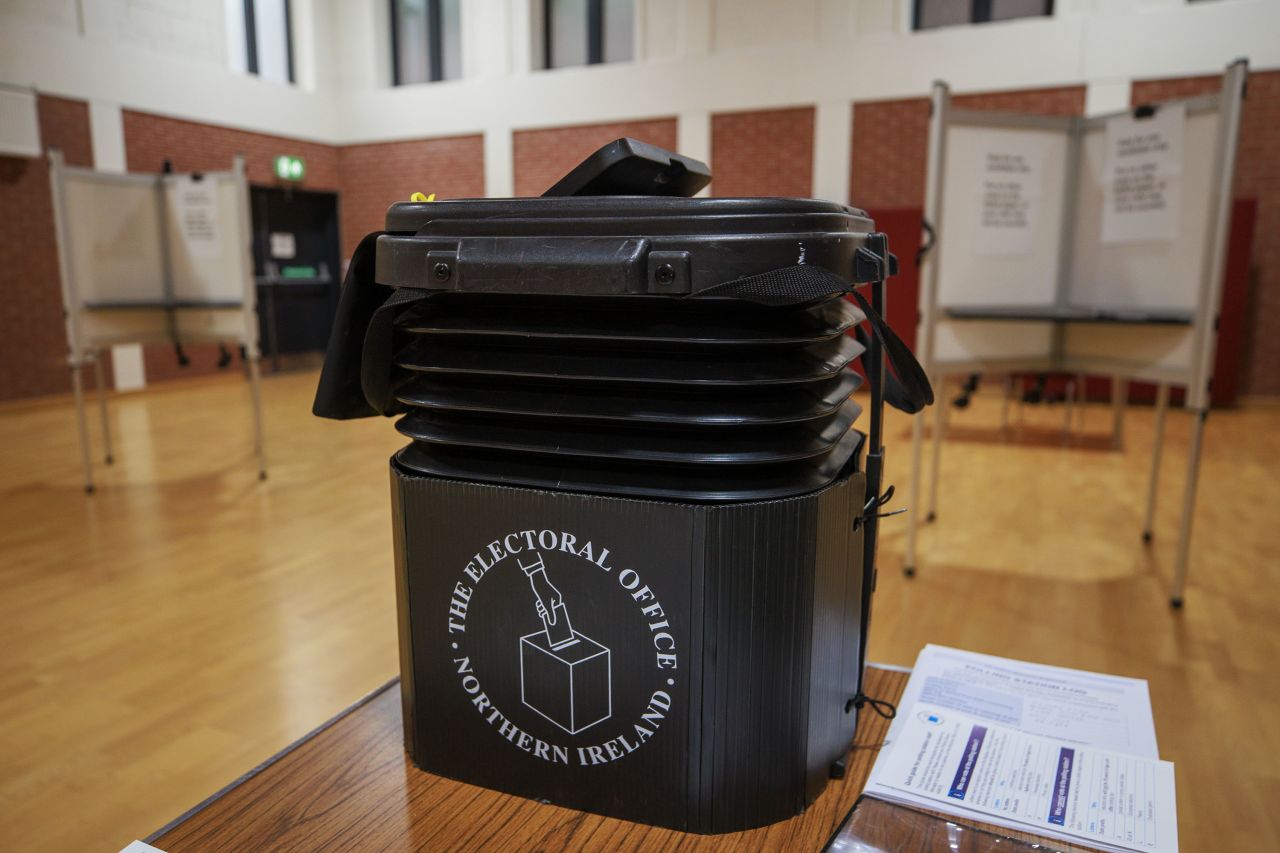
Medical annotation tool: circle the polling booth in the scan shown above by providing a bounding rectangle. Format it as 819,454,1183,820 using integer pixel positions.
48,151,267,491
904,60,1248,607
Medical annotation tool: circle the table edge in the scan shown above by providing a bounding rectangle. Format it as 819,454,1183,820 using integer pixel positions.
144,676,401,845
146,662,911,846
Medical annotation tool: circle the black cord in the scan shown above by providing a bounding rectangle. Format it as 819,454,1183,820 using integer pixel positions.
852,692,898,720
853,485,907,531
916,219,935,267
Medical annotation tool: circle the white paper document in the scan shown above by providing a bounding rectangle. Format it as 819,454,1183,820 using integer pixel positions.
872,706,1177,853
892,644,1159,757
1101,104,1185,244
973,136,1048,257
865,646,1176,852
117,842,168,853
174,178,222,259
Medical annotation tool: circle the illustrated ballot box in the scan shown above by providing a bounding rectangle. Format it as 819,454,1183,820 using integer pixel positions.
520,631,612,735
314,139,926,833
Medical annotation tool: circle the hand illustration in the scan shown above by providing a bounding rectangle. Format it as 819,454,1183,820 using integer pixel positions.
518,552,576,647
529,571,563,625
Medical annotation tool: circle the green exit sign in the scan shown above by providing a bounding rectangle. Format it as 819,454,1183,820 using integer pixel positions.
274,155,305,182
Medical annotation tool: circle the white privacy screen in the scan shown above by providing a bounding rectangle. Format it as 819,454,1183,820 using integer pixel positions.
936,123,1070,308
933,319,1055,366
62,170,248,307
62,173,166,305
1069,107,1219,314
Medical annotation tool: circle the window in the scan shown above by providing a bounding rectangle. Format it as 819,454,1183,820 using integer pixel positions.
913,0,1053,31
392,0,462,85
541,0,633,70
225,0,294,83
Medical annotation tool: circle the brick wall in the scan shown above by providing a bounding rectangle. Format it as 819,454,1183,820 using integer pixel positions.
122,111,342,384
122,111,341,190
338,134,485,251
512,118,677,197
0,96,94,402
850,86,1085,208
710,106,815,198
848,99,930,210
1132,71,1280,398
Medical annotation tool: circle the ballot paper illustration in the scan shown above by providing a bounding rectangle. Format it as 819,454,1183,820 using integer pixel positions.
518,552,612,735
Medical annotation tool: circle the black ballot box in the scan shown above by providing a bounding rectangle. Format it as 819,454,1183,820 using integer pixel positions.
314,139,930,833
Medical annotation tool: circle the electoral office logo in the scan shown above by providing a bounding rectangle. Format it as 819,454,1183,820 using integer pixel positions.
444,529,678,766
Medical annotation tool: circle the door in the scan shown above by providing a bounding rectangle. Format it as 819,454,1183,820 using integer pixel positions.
250,186,341,371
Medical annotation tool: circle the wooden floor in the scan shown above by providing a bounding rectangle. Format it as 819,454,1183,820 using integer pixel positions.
0,370,1276,851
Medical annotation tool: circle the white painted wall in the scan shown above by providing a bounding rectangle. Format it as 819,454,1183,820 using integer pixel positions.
1,0,1277,204
0,0,337,141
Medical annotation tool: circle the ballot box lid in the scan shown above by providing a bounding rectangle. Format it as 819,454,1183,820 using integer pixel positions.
316,139,902,502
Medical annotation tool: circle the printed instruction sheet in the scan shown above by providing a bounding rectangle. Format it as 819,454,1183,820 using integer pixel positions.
872,705,1177,853
1101,103,1185,244
889,645,1159,758
865,646,1176,853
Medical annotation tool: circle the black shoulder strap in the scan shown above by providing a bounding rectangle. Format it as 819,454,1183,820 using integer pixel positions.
689,265,933,414
313,231,428,419
359,286,429,416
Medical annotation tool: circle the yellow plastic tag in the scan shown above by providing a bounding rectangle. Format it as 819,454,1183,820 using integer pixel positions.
409,192,436,202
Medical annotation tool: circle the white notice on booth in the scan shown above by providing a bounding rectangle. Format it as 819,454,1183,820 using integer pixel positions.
973,137,1046,256
1101,103,1184,244
175,178,221,259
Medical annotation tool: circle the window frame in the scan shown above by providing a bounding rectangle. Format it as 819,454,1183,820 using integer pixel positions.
542,0,611,70
911,0,1055,32
243,0,295,83
391,0,451,85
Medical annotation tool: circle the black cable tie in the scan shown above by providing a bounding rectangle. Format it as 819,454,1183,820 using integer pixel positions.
852,692,897,720
853,485,907,531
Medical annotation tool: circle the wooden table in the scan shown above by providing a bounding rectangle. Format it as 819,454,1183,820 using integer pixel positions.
147,666,1088,852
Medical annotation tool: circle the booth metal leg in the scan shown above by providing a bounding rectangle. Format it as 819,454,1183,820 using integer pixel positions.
1170,409,1208,609
93,351,114,465
70,361,95,494
1142,383,1170,544
1111,376,1127,449
926,374,944,523
904,413,925,578
248,356,268,480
